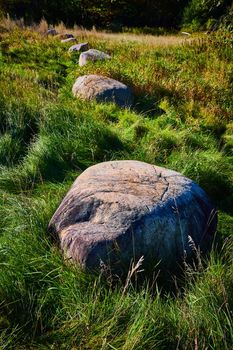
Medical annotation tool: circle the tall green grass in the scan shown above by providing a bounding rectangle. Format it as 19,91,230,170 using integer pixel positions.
0,25,232,349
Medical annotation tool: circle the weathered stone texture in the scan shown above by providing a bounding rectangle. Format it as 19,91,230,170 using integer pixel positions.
72,75,133,107
49,160,217,273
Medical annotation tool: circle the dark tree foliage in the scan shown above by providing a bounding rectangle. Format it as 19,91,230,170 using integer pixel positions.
183,0,233,27
0,0,83,23
0,0,232,29
0,0,187,28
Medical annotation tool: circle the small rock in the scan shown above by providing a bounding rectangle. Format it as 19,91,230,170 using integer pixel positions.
61,37,76,43
68,43,89,53
47,28,57,36
49,160,217,275
72,75,133,107
181,31,191,36
62,33,74,39
79,49,111,67
56,33,74,40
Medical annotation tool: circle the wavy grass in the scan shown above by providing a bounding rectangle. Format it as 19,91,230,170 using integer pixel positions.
0,23,232,349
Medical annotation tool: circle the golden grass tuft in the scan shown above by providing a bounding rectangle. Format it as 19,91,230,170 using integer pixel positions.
37,18,49,34
0,16,194,48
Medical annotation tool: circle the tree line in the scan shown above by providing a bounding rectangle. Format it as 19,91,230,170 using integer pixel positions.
0,0,232,30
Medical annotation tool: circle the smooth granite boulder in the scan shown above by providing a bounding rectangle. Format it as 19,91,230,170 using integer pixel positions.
49,160,217,274
72,75,133,107
68,43,89,53
79,49,111,66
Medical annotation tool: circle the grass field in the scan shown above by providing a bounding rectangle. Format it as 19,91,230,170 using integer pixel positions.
0,19,232,349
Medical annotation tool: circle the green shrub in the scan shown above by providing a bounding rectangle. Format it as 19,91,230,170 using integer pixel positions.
182,0,232,30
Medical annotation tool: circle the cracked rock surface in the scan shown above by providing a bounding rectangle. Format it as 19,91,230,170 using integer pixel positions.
48,160,217,273
72,74,133,107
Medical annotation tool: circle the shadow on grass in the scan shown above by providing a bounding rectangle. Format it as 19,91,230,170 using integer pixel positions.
0,130,128,194
131,83,178,115
198,170,233,217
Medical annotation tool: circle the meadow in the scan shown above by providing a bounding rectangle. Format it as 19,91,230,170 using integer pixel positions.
0,19,232,349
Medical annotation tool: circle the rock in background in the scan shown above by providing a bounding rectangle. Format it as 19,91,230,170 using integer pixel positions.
61,37,76,43
47,28,57,36
79,49,111,66
72,75,133,108
68,43,89,53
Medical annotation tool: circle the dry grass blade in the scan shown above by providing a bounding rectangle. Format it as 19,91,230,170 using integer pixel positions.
122,256,144,295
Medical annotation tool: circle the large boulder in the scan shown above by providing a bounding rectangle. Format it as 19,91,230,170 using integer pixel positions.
79,49,111,66
72,75,133,107
68,43,89,53
49,160,217,274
